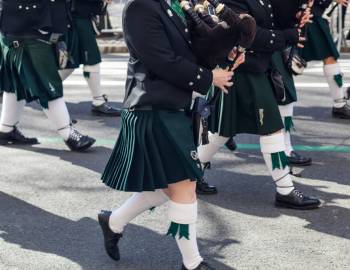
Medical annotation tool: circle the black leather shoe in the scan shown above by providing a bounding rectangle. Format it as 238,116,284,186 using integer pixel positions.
64,129,95,151
275,189,321,210
225,137,237,152
287,151,312,166
182,261,215,270
0,127,39,145
196,179,218,195
98,211,122,261
332,104,350,119
91,95,121,117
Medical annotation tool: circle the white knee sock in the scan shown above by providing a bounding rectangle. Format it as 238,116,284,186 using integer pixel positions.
323,63,346,108
278,103,294,156
58,69,74,81
197,132,228,163
260,133,294,195
168,201,203,270
43,98,71,140
109,190,169,234
0,92,25,133
83,64,105,106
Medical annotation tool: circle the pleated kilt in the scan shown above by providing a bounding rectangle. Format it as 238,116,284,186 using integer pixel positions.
208,71,284,138
102,109,203,192
64,18,102,69
0,35,63,108
271,51,297,106
301,16,340,61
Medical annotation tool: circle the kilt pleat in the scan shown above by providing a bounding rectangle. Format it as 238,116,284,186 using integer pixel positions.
301,16,340,61
102,110,203,192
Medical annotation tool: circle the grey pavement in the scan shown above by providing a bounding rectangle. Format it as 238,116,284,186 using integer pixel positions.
0,54,350,270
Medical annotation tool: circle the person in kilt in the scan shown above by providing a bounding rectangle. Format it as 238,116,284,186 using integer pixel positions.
97,0,234,269
58,0,121,117
270,0,313,166
0,0,95,151
197,0,321,210
301,0,350,119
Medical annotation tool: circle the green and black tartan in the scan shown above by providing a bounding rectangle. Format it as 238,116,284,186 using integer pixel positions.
208,71,284,137
102,110,203,192
301,16,340,61
64,18,102,69
271,51,297,106
0,35,63,108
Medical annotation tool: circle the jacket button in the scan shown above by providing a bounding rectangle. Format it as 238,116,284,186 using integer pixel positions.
189,82,194,86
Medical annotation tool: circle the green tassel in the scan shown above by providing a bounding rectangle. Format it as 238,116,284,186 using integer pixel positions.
284,117,295,132
278,151,289,169
83,71,90,79
271,152,281,170
334,74,343,88
179,224,190,240
167,222,179,238
271,152,289,170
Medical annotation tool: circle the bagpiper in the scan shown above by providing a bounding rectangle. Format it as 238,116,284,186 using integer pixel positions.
97,0,237,269
59,0,121,117
0,0,95,151
197,0,321,210
301,0,350,119
269,0,313,166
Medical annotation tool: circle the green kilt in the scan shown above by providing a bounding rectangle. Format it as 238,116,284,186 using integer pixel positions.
301,16,339,61
102,110,203,192
271,51,297,106
208,71,284,137
64,18,102,69
0,35,63,108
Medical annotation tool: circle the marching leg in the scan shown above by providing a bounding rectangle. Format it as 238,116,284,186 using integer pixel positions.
98,190,169,261
0,92,38,145
196,133,228,195
260,132,321,209
278,103,312,166
83,64,121,116
43,97,95,151
323,60,350,119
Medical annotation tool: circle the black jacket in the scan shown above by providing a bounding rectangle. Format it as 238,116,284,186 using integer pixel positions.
313,0,333,17
0,0,71,36
270,0,301,29
122,0,213,110
222,0,299,73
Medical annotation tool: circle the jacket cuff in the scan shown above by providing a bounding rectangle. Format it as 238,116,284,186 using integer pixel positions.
189,67,213,95
283,28,299,46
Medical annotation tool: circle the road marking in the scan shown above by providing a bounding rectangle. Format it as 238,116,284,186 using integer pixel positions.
37,138,350,153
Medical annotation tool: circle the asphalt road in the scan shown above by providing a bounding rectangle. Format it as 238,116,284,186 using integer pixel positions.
0,54,349,270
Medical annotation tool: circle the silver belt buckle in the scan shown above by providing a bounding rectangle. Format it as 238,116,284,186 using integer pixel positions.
13,41,20,48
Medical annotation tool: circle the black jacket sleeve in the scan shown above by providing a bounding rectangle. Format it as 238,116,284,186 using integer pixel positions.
124,0,213,95
223,0,299,53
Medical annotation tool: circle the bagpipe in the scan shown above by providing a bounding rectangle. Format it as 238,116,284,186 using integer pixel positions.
282,0,313,76
179,0,256,69
179,0,257,146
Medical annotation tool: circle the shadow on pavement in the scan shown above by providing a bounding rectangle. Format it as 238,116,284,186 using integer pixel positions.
200,161,350,240
0,191,237,270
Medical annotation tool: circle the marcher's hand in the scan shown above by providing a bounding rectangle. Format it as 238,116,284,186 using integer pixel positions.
212,68,234,94
337,0,348,7
228,48,246,71
297,8,313,28
104,0,112,4
297,29,307,48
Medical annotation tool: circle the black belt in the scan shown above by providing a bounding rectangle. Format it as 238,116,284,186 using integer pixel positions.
4,33,62,48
